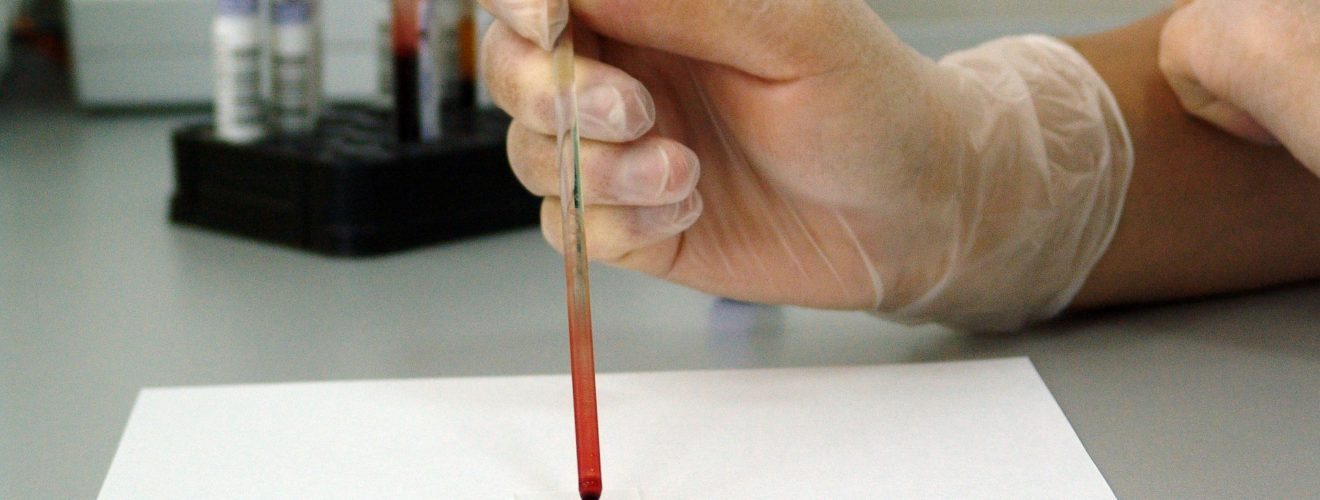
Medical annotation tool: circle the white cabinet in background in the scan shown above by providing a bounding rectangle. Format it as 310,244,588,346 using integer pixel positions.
69,0,379,107
67,0,1166,107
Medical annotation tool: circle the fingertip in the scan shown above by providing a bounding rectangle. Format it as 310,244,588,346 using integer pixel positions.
543,0,567,50
482,22,651,139
670,146,702,198
483,0,566,51
576,82,657,141
505,121,543,190
481,22,553,125
637,191,703,237
539,197,564,253
613,141,699,205
583,194,701,265
684,190,705,225
652,142,701,203
635,84,658,136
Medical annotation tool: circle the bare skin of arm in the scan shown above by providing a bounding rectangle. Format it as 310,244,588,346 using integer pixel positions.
1070,11,1320,309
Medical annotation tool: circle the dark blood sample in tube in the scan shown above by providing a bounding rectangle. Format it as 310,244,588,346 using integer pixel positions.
392,0,420,143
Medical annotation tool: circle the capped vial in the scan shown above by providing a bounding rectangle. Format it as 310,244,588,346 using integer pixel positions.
270,0,322,135
418,0,442,141
392,0,422,142
213,0,265,142
375,0,394,112
475,5,494,109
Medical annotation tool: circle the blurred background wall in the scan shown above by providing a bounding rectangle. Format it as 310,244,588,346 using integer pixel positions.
51,0,1169,108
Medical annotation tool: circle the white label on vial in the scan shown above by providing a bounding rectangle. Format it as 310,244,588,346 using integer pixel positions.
214,12,265,142
436,0,462,88
418,0,442,141
376,3,393,109
271,0,320,134
475,6,494,109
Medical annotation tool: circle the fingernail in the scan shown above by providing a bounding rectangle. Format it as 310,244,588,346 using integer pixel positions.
615,145,669,202
631,86,658,137
617,146,700,204
677,148,701,193
491,0,565,50
578,84,655,141
639,192,703,234
542,0,568,50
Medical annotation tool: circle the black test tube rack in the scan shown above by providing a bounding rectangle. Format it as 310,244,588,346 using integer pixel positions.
169,106,539,256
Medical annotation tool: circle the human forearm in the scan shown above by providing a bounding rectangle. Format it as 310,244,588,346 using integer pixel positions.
1068,12,1320,309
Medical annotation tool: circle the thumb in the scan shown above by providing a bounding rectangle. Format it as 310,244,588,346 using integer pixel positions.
478,0,568,50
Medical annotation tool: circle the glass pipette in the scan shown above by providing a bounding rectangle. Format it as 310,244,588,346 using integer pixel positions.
553,15,603,500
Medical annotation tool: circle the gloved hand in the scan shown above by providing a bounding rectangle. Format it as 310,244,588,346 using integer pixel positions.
1161,0,1320,174
479,0,1132,330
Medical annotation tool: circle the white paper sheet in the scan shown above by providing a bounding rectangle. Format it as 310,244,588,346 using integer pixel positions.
100,358,1113,499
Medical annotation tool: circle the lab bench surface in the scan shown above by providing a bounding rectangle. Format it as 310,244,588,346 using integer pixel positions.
4,56,1320,500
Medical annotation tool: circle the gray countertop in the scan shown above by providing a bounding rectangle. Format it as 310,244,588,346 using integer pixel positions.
3,51,1318,499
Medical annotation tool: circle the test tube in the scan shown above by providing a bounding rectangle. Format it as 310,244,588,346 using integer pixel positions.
392,0,421,142
374,0,394,112
269,0,322,135
422,0,474,140
395,0,473,142
475,5,494,109
452,0,477,110
213,0,265,143
418,0,442,141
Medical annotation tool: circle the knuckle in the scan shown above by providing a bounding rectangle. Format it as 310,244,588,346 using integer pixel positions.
524,93,558,132
506,123,553,192
480,24,520,110
505,124,531,170
539,200,564,251
482,23,542,119
664,143,700,197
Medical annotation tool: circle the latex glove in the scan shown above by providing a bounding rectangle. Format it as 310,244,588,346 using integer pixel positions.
1160,0,1320,173
479,0,1132,331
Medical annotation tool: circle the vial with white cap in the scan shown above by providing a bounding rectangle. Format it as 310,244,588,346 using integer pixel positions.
269,0,322,135
213,0,265,142
475,5,494,109
374,0,394,112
